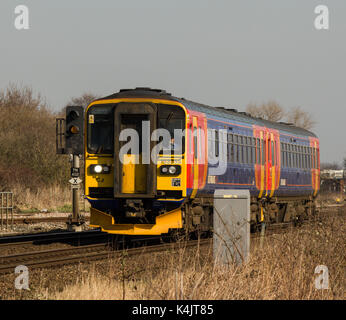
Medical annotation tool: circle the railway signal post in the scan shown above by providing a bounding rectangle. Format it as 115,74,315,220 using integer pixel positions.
57,106,86,232
67,154,85,232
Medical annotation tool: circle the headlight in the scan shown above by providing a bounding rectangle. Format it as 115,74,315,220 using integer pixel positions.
94,165,102,173
168,166,177,174
90,164,111,174
160,165,181,175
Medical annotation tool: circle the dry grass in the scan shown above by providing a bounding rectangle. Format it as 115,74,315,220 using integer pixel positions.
10,184,89,213
49,213,345,300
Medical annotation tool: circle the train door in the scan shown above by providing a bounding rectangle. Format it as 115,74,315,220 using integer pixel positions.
254,127,266,198
113,103,157,197
254,126,279,198
310,137,320,197
266,129,280,198
191,116,199,198
198,116,208,190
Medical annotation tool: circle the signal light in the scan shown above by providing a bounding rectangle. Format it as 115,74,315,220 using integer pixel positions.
69,125,80,134
69,110,79,120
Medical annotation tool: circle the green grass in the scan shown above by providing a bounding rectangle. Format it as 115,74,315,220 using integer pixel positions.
55,204,73,213
18,208,39,214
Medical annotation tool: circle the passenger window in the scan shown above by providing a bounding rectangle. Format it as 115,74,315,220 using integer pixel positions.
227,134,232,163
248,139,252,164
294,149,297,168
261,139,265,165
290,150,293,168
234,135,238,163
239,144,243,163
310,147,313,168
198,127,202,161
214,130,218,157
256,138,260,164
300,151,303,169
247,145,251,164
243,145,246,164
306,147,309,169
306,147,310,169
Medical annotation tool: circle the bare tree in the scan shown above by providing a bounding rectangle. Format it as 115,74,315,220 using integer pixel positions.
67,92,100,108
246,103,264,118
286,107,315,130
320,162,341,170
0,83,47,110
246,101,315,130
246,101,285,122
0,83,69,190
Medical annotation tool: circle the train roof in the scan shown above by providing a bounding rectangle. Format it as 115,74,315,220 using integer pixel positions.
97,87,317,139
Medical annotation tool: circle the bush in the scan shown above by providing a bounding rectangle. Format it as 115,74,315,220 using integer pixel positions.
0,84,69,191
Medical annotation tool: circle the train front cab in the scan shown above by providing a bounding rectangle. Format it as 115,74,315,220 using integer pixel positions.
86,99,196,235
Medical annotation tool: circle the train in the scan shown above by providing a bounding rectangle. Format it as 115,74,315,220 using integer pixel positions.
82,87,320,235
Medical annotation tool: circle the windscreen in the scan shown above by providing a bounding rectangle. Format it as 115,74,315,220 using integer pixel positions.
157,104,185,154
87,104,114,154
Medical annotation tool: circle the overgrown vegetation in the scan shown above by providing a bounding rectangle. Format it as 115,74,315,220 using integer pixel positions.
48,214,345,300
0,84,71,210
0,84,69,188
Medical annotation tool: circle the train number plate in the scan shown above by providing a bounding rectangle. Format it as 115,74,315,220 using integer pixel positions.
172,178,181,187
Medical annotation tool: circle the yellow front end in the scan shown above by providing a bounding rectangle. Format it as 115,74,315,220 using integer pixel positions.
85,97,187,235
89,207,183,235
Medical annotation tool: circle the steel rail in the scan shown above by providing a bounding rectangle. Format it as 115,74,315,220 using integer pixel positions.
0,229,107,247
10,216,90,225
0,239,211,274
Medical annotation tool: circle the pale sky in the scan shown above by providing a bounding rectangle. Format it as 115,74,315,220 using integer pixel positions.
0,0,345,164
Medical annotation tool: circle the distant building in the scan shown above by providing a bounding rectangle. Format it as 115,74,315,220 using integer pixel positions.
320,169,345,193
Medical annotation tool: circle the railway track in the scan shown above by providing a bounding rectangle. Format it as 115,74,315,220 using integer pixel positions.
0,207,343,275
0,221,312,275
0,229,108,247
10,216,90,225
3,203,342,227
0,239,211,275
1,206,341,248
